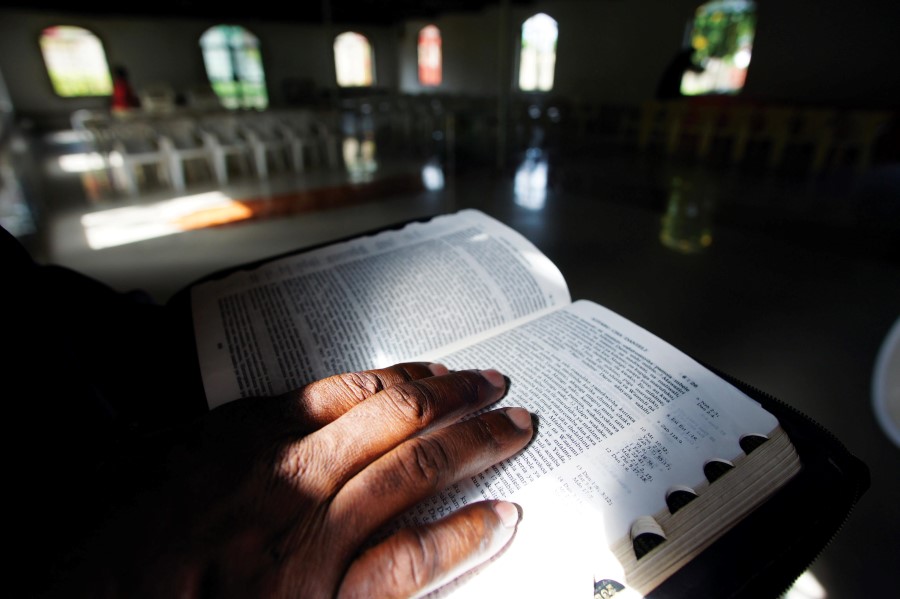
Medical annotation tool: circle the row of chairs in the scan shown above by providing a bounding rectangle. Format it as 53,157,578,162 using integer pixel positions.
637,100,894,174
336,94,455,155
72,109,342,196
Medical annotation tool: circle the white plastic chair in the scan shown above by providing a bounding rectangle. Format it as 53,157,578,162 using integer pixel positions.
186,84,223,113
280,110,334,171
68,109,118,199
70,109,115,162
107,121,171,196
240,115,292,178
139,83,177,116
154,118,216,192
308,112,342,169
199,115,253,184
301,112,342,169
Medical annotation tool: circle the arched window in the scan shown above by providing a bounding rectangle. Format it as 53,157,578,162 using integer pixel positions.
518,13,558,92
200,25,269,110
39,26,112,97
334,32,374,87
417,25,442,87
681,0,756,95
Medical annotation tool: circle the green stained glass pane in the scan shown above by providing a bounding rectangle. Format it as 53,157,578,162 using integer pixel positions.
201,25,268,109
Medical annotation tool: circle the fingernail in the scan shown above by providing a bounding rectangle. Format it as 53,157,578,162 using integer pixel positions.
428,363,449,376
493,501,521,528
481,369,506,389
505,407,532,431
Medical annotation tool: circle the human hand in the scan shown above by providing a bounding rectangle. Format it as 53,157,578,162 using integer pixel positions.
78,363,533,598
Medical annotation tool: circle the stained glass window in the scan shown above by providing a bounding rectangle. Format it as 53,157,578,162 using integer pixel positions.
518,14,558,92
200,25,269,110
335,32,374,87
418,25,442,87
40,26,112,97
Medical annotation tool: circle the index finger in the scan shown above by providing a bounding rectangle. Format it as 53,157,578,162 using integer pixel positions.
280,362,449,430
283,369,508,497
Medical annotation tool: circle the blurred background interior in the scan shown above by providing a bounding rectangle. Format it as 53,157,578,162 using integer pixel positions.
0,1,898,597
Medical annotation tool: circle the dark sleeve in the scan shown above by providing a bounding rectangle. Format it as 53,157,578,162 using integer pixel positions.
3,226,207,593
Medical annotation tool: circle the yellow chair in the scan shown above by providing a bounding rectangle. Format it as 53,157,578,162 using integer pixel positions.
759,106,797,169
637,100,663,150
831,110,893,174
692,103,724,159
662,100,689,155
719,104,756,164
792,108,837,174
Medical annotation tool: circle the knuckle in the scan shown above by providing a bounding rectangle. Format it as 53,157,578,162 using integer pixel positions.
390,528,441,590
468,511,496,553
382,383,436,427
471,414,504,450
448,371,483,400
385,363,420,382
274,438,341,496
455,511,491,552
337,371,386,401
417,511,493,561
275,441,313,481
399,437,452,491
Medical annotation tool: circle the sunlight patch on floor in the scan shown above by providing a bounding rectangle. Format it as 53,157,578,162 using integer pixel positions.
80,190,250,249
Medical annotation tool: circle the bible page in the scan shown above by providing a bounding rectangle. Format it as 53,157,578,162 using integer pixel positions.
404,300,780,597
192,209,569,407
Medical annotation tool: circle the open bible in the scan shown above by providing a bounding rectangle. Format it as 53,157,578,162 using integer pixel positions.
187,209,864,597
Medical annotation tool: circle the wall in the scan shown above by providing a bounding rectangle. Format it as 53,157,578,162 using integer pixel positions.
0,9,399,128
396,0,900,108
1,0,898,130
527,0,698,105
400,9,504,96
743,0,900,107
398,0,704,102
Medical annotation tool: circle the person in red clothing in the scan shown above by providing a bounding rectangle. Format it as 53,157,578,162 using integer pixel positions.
111,65,141,114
